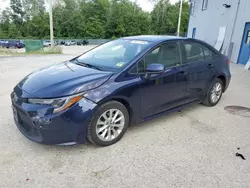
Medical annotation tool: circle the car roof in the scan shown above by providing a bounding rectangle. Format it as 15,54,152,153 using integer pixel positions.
122,35,187,42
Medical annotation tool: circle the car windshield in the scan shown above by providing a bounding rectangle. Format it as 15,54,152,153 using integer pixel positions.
76,39,151,72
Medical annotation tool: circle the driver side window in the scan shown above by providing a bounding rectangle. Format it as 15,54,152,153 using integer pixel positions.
158,42,181,68
130,47,161,74
130,42,181,74
144,47,161,68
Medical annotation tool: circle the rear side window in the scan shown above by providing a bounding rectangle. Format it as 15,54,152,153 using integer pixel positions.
183,42,204,63
202,45,214,60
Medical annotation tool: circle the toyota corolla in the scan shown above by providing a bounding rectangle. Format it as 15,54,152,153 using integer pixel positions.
11,36,231,146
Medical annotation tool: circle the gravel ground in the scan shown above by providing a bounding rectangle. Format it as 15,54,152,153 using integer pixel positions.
0,46,250,188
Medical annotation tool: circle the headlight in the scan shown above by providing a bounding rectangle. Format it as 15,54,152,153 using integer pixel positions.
28,93,84,113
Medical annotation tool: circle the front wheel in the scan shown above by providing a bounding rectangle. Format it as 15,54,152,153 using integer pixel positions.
87,101,129,146
203,78,223,106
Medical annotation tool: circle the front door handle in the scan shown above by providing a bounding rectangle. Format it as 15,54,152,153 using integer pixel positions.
177,71,186,77
207,64,214,68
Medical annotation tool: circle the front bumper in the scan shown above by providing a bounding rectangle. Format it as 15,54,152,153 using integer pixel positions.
11,92,98,145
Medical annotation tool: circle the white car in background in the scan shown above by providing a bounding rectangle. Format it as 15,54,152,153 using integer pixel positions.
43,40,57,47
65,40,76,46
43,40,51,47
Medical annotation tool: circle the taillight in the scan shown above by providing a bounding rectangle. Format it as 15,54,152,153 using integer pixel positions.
226,58,230,64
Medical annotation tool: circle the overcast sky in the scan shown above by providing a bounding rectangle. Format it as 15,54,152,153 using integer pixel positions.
0,0,180,12
132,0,179,12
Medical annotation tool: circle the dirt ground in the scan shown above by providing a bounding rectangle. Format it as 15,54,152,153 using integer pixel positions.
0,46,250,188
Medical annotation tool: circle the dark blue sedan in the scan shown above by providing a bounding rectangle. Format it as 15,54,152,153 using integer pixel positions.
11,36,231,146
1,40,25,48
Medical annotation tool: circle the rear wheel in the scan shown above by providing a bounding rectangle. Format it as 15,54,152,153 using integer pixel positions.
203,78,223,106
87,101,129,146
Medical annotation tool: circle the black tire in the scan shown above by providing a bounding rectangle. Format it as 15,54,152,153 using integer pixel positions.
202,78,223,106
87,101,129,146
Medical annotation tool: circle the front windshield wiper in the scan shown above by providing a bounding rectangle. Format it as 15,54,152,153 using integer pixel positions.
73,59,103,71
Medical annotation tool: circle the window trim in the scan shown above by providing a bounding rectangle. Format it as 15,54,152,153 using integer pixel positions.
129,40,183,75
202,0,208,11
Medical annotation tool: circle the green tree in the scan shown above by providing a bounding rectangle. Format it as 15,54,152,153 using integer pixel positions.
22,0,46,19
0,9,11,38
0,0,189,39
106,0,151,38
151,0,189,35
10,0,25,25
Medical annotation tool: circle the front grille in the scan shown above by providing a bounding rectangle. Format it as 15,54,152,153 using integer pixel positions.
15,107,31,131
13,104,39,136
12,91,42,140
16,107,26,116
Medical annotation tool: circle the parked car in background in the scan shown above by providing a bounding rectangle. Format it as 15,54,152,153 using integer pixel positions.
15,41,25,48
76,40,82,45
0,40,5,47
20,40,25,47
71,40,76,45
65,40,76,46
60,40,65,45
64,40,70,46
0,40,9,48
76,40,89,46
0,40,25,48
43,40,51,47
57,40,65,45
43,40,57,47
11,36,231,146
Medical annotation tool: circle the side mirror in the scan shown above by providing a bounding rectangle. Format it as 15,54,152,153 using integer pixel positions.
145,63,164,79
146,63,165,73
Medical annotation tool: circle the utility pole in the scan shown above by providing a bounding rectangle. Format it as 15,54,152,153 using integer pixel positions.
177,0,183,37
49,0,54,47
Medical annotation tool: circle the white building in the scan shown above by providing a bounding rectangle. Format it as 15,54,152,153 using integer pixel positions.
187,0,250,65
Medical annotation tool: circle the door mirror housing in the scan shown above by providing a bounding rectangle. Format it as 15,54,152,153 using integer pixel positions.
145,63,164,79
146,63,164,73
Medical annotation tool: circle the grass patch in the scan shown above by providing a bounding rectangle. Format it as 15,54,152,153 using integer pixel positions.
28,46,63,54
0,46,62,55
0,47,12,55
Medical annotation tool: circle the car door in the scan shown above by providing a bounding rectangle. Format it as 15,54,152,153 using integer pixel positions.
134,41,188,118
181,40,216,102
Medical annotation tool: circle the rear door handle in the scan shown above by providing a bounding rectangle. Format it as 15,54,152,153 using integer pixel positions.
207,64,214,68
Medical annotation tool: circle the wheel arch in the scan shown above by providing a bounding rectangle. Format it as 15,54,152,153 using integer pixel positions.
98,96,133,125
217,75,226,92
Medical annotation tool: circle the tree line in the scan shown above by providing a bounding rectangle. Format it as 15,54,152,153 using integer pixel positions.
0,0,189,39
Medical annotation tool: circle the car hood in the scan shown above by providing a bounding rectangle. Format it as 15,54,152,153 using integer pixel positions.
18,61,113,98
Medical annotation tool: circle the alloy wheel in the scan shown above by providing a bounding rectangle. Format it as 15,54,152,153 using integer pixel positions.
96,109,125,141
210,82,222,104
